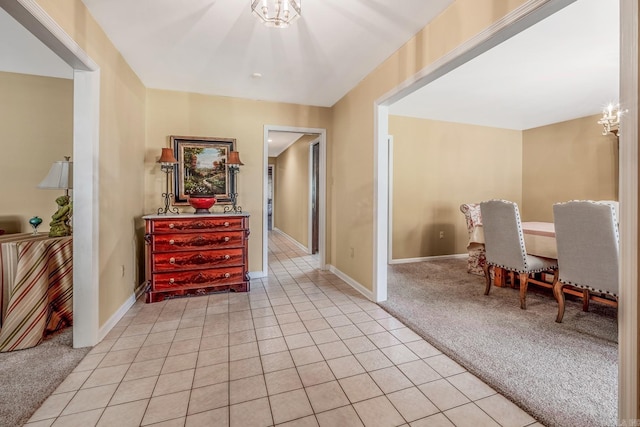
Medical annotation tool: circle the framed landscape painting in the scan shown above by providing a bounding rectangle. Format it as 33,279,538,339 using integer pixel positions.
171,136,236,205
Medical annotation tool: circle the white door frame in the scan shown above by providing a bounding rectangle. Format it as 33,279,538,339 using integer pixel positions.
387,136,394,264
1,0,101,348
263,125,327,276
374,0,637,422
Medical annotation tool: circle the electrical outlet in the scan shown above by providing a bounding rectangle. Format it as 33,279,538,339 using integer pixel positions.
350,247,355,258
439,231,444,239
121,265,125,277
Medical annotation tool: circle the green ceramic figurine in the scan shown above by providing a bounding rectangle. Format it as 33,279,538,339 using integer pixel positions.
49,195,72,237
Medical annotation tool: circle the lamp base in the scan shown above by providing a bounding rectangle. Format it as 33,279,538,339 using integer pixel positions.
158,191,179,215
223,193,242,214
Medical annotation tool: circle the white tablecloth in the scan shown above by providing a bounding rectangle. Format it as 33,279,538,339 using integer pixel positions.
470,222,557,258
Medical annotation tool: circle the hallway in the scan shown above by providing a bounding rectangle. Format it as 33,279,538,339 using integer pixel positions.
26,231,541,426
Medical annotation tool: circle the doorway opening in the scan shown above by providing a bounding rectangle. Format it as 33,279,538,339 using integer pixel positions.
310,140,320,255
1,0,101,347
267,164,274,231
262,125,327,277
374,0,637,420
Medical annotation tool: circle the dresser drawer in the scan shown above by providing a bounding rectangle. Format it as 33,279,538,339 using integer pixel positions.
151,266,245,291
152,247,244,271
151,231,245,252
149,217,244,233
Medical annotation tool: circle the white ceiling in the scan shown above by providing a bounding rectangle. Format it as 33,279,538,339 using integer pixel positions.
389,0,619,130
0,0,620,140
268,132,304,157
79,0,454,108
0,7,72,79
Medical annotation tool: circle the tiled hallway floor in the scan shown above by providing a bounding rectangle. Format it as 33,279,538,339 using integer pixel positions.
26,232,543,427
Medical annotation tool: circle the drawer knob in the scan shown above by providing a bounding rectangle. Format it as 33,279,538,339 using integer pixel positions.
169,257,175,264
224,221,230,227
169,223,175,229
224,236,230,242
169,278,175,284
224,272,230,278
224,254,230,260
169,239,175,245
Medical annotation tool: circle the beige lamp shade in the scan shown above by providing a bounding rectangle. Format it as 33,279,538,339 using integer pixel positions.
38,157,73,190
227,151,244,166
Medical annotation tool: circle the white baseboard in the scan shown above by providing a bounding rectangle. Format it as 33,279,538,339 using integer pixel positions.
249,270,267,279
97,291,137,342
389,253,467,264
272,228,310,254
328,265,374,301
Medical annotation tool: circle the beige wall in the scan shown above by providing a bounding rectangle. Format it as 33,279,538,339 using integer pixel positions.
37,0,147,326
389,113,618,260
389,116,522,259
0,71,73,234
331,0,530,288
144,90,332,273
521,114,618,221
273,135,319,247
22,0,640,407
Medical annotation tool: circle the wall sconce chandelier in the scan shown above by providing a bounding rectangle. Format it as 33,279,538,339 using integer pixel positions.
224,151,244,213
597,103,626,136
157,148,179,215
251,0,301,28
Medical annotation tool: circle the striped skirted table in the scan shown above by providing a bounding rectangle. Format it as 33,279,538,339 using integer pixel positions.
0,233,73,352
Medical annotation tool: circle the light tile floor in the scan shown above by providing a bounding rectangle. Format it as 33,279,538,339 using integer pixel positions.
26,232,544,427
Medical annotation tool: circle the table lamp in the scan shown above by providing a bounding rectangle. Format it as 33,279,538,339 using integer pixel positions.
157,148,179,215
38,156,73,237
224,151,244,213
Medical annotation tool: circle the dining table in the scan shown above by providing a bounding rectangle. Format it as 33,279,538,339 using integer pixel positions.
0,233,73,352
470,221,557,257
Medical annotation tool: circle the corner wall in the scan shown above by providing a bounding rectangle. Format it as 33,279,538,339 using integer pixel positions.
36,0,147,326
331,0,531,289
521,114,618,221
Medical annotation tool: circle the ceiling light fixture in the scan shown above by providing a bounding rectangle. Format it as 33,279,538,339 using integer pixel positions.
251,0,301,28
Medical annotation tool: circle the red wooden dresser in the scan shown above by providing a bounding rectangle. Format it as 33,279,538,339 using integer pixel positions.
143,213,250,302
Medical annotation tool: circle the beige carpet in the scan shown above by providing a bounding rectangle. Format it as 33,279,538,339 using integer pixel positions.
0,328,91,426
381,258,617,427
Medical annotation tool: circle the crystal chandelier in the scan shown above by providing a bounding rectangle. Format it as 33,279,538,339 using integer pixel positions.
251,0,301,28
597,103,625,136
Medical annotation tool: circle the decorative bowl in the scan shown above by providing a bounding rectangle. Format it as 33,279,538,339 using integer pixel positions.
188,196,217,214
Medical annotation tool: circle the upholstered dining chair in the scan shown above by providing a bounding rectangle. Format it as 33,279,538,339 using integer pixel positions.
459,203,486,276
552,200,619,323
479,199,558,309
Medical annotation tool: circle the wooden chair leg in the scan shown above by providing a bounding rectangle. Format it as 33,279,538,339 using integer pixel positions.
553,278,566,323
582,289,590,312
519,274,529,310
483,264,492,295
508,271,516,289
